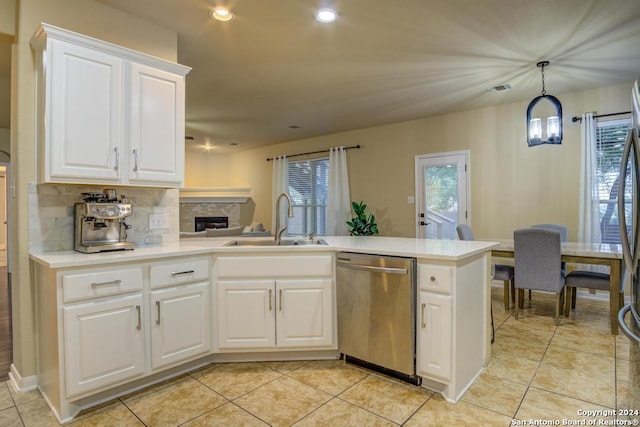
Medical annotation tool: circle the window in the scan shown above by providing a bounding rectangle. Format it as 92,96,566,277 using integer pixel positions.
288,158,329,235
596,118,632,244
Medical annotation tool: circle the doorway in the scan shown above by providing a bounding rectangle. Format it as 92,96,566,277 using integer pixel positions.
415,151,469,239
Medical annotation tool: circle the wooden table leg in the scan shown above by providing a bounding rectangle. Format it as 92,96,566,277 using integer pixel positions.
609,259,621,335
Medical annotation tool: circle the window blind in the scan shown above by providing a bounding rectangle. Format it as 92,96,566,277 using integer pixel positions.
596,118,631,244
288,158,330,235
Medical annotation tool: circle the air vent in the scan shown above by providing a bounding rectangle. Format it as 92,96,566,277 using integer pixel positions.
489,84,512,92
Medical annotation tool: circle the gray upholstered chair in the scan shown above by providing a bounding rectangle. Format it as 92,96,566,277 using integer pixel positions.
527,224,568,305
565,266,626,318
531,223,568,242
456,224,514,310
514,228,566,325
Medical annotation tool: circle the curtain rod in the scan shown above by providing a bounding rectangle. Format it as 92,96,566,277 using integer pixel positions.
571,111,631,123
266,144,361,162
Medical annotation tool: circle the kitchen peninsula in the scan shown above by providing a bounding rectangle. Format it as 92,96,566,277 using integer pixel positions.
30,236,497,423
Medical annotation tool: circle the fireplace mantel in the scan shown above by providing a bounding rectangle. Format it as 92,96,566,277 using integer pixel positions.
179,187,252,203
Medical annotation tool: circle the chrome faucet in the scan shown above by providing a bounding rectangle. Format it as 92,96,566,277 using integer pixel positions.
275,192,294,244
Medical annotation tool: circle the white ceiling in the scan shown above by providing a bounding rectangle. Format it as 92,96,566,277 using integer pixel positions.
13,1,640,151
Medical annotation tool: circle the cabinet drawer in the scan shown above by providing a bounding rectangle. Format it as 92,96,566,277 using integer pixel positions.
62,268,143,303
216,255,333,279
150,257,210,288
418,264,453,293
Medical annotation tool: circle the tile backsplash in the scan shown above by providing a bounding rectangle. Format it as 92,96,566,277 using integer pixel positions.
29,183,179,252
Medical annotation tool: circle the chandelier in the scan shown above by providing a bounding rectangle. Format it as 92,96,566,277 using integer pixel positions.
526,61,563,146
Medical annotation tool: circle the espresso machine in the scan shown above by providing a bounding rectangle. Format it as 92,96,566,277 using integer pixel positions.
74,189,135,253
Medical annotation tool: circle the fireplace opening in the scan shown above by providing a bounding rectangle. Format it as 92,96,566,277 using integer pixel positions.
195,216,229,232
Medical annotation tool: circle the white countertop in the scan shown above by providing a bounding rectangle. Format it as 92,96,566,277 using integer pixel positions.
29,236,499,269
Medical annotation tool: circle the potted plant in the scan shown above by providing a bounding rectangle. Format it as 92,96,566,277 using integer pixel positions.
346,201,379,236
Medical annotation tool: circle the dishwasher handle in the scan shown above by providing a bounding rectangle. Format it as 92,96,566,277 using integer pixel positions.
336,258,408,275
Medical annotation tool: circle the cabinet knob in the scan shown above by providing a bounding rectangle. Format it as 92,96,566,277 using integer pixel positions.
430,276,436,282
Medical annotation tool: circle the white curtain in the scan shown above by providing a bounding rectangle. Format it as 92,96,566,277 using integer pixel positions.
578,113,604,271
271,156,289,235
327,146,351,236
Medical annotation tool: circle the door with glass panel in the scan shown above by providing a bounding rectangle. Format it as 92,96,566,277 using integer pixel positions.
415,151,469,239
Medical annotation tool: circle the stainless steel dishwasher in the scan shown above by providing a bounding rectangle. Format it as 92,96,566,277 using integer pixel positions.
336,252,419,384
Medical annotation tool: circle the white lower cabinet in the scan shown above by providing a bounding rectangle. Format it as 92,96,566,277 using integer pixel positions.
150,281,211,369
415,255,489,403
63,293,145,397
214,254,335,351
276,279,333,348
217,280,276,348
417,290,452,380
217,278,333,350
34,255,213,423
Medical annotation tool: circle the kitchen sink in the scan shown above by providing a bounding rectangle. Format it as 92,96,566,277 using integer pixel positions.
224,239,329,247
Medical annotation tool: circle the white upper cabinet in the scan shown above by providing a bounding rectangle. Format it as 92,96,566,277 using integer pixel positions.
47,40,124,181
128,63,185,185
31,23,191,188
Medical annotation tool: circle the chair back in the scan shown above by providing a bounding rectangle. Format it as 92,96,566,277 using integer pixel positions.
514,228,564,292
531,224,568,242
456,224,474,241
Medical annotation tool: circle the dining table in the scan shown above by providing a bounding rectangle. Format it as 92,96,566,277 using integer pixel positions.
488,239,624,335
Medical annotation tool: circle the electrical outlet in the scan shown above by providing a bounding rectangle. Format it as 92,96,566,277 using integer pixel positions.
149,213,169,230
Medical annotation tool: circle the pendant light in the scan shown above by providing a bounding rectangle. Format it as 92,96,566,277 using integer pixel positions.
526,61,563,146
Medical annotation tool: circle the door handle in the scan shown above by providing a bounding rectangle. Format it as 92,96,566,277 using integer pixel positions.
133,149,139,172
420,221,430,226
135,305,142,331
113,147,119,171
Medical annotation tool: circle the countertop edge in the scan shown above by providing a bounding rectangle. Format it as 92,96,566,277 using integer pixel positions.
29,237,500,269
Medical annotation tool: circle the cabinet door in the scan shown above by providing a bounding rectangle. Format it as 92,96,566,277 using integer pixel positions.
48,39,123,182
63,293,144,397
217,281,275,349
276,279,333,348
150,282,211,369
417,291,452,381
127,62,185,186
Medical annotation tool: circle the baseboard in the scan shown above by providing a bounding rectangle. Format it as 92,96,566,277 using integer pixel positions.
8,364,38,392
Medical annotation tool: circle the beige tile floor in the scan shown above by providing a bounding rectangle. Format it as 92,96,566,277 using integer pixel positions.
0,285,636,426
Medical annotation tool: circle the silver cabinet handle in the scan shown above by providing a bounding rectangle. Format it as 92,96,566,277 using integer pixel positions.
133,148,139,172
279,289,283,311
91,279,121,288
421,303,426,328
156,301,161,325
171,270,195,276
268,289,272,311
136,305,142,331
114,147,119,171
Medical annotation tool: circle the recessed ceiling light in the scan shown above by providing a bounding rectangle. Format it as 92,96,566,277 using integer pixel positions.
315,8,338,23
210,7,234,22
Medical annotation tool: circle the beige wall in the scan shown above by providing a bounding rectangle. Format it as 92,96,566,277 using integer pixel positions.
0,128,8,156
187,82,632,239
184,151,232,187
12,0,178,379
0,0,15,36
